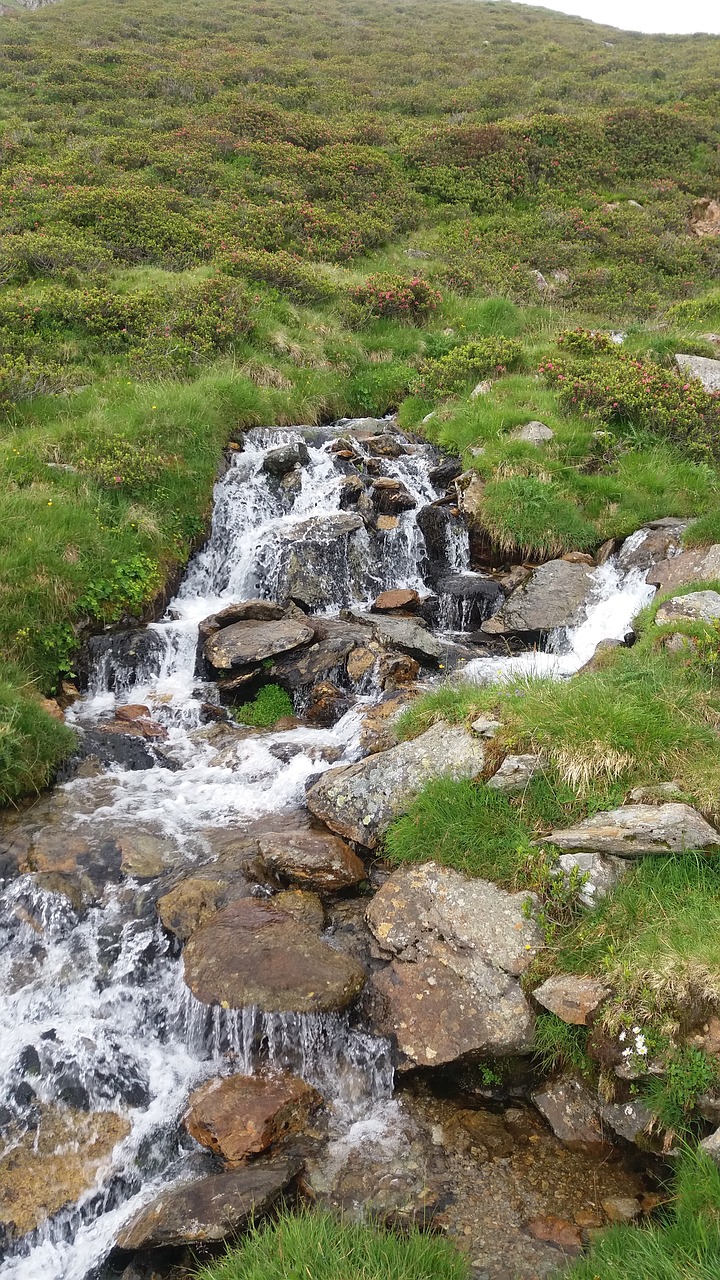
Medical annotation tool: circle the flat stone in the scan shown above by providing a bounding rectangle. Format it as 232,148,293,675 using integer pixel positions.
510,421,555,444
117,831,181,880
647,544,720,591
675,353,720,393
541,803,720,858
183,898,366,1014
263,441,309,476
354,611,443,665
482,560,594,636
372,589,421,612
116,1159,301,1250
365,863,541,1069
487,753,543,793
115,704,151,721
306,723,485,849
532,1077,607,1151
471,717,502,739
627,781,685,804
205,618,314,669
526,1215,582,1250
253,830,366,893
184,1074,322,1164
655,590,720,625
199,600,286,640
533,976,611,1025
272,889,325,931
157,876,236,941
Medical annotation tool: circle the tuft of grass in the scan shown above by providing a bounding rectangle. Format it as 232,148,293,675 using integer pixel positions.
196,1209,470,1280
684,510,720,549
533,1013,593,1079
479,473,598,559
233,683,294,728
563,1147,720,1280
0,675,76,805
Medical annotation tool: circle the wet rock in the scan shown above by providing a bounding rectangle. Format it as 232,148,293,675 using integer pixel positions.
675,353,720,393
72,727,166,772
533,976,611,1026
455,1109,515,1158
157,876,237,941
18,827,123,881
115,704,151,721
510,421,555,445
0,1105,130,1242
304,680,353,728
183,898,366,1013
362,613,443,665
273,889,325,931
277,513,366,609
416,504,464,578
602,1195,641,1223
619,524,687,572
184,1074,322,1164
655,590,720,624
306,723,485,849
86,629,166,694
205,617,314,670
429,458,462,489
339,474,365,508
555,851,627,906
482,560,594,637
371,477,416,515
199,600,286,641
117,1158,302,1250
646,543,720,591
434,573,503,629
262,441,309,476
531,1077,607,1152
360,689,418,754
365,863,541,1068
365,434,407,458
541,803,720,858
117,831,182,880
487,753,543,793
372,588,421,613
252,830,366,893
600,1100,653,1144
526,1215,582,1251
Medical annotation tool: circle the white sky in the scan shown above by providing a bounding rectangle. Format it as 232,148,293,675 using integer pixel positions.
510,0,720,35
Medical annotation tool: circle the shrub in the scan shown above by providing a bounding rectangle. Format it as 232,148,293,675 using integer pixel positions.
78,555,163,623
220,247,336,303
557,327,617,357
0,230,112,284
415,337,522,398
76,438,173,492
233,683,294,727
349,273,441,323
0,353,72,409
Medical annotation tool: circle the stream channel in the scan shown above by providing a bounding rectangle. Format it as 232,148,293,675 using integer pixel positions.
0,419,657,1279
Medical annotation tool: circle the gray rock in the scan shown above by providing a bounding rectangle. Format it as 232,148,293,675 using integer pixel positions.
533,976,611,1025
601,1100,653,1144
305,723,485,849
510,421,555,445
627,782,685,804
198,600,286,641
204,617,313,670
556,851,627,906
276,514,366,609
542,803,720,859
532,1077,607,1150
675,353,720,393
647,544,720,592
263,441,309,476
435,573,504,629
487,753,543,793
362,612,443,665
117,1159,301,1249
365,862,542,1068
700,1127,720,1166
471,717,502,739
618,524,687,572
655,590,720,625
482,560,594,636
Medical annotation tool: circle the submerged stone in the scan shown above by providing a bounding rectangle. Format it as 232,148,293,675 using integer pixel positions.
184,1073,322,1164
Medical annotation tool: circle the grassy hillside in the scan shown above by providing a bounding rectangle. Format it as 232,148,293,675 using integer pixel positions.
0,0,718,801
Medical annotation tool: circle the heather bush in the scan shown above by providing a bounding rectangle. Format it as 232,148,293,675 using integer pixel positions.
349,273,441,323
220,248,336,303
416,337,522,398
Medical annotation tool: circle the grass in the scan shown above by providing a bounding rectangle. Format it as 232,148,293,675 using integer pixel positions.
196,1210,469,1280
234,683,294,728
533,1013,593,1079
0,672,76,805
562,1148,720,1280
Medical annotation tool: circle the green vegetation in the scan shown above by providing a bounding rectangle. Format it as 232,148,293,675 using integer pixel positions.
233,683,294,728
197,1210,469,1280
0,671,76,804
564,1148,720,1280
533,1013,592,1079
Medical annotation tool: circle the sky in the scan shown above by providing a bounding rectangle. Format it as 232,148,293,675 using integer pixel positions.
510,0,720,35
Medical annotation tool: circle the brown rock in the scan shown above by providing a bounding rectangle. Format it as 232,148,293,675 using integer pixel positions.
562,552,594,565
602,1196,641,1223
38,696,65,721
372,589,421,613
376,515,399,531
115,704,151,721
691,198,720,238
183,898,366,1014
303,680,353,728
254,830,366,893
526,1215,582,1250
360,690,417,754
646,544,720,591
346,645,378,682
273,889,325,931
533,976,612,1026
455,1109,515,1158
117,831,181,879
184,1073,322,1164
158,876,232,941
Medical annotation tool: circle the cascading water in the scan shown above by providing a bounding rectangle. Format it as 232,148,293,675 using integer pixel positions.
0,422,658,1279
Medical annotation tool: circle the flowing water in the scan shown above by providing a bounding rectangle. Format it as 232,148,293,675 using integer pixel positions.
0,424,657,1279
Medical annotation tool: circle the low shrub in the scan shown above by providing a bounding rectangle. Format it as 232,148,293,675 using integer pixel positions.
0,230,112,284
415,336,522,398
233,683,294,727
349,273,441,323
0,353,72,410
220,248,336,303
76,438,174,492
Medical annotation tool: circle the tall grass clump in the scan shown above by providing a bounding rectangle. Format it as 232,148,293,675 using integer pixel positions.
0,675,76,804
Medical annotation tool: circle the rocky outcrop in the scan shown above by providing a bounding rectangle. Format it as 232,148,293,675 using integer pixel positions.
117,1159,301,1250
675,353,720,393
533,976,611,1026
306,723,486,848
691,198,720,238
540,803,720,858
184,1073,322,1164
365,863,542,1068
655,590,720,625
482,560,594,637
204,617,313,670
646,544,720,591
183,898,366,1013
276,513,366,609
251,830,366,893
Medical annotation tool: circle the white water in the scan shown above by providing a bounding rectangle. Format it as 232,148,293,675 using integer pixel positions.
0,425,658,1278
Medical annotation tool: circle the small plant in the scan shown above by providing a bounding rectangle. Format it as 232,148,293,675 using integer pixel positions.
78,556,162,622
643,1045,720,1141
349,273,441,323
556,327,616,357
233,683,294,728
77,438,172,492
533,1012,593,1078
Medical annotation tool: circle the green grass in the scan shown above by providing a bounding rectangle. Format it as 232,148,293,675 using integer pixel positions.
563,1148,720,1280
533,1013,592,1079
0,673,76,805
196,1210,469,1280
234,683,294,728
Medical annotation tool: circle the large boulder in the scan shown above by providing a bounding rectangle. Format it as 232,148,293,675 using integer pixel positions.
183,898,366,1013
116,1159,301,1250
675,353,720,393
618,522,687,572
184,1074,322,1165
205,617,313,670
416,504,465,579
199,600,286,642
646,544,720,591
263,441,309,476
540,803,720,858
655,590,720,625
482,560,594,637
252,830,366,893
365,863,542,1069
275,513,367,609
305,723,486,849
363,613,443,665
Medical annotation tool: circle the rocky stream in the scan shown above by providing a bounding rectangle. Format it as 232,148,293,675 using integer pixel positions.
0,418,697,1279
